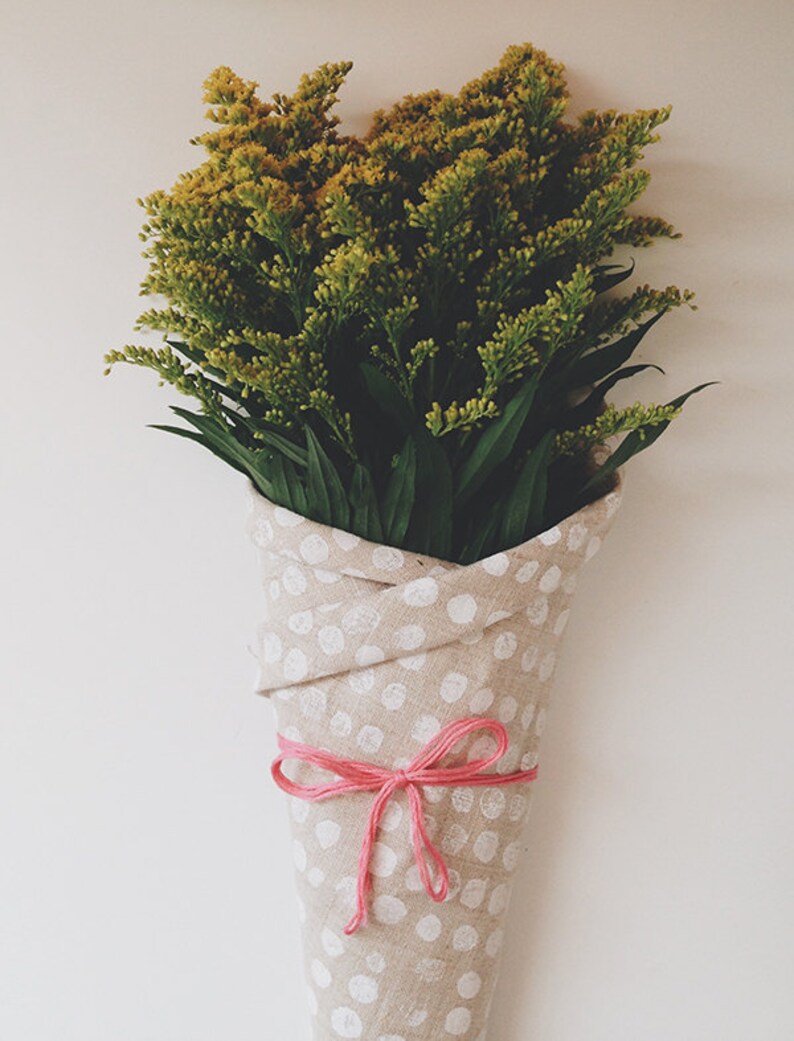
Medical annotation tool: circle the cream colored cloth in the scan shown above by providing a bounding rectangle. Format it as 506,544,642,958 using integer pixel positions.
248,475,622,1041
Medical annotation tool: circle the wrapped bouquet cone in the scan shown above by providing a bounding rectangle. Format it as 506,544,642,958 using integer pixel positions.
104,36,705,1041
248,471,623,1040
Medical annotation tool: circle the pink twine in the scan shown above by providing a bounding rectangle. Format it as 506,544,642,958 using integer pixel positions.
271,717,538,935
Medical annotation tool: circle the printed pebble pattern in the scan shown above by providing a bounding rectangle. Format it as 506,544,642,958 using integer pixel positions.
247,474,622,1041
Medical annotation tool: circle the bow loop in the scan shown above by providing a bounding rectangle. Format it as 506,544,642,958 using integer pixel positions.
270,716,538,934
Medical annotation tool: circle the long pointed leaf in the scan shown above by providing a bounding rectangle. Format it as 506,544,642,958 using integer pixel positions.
455,380,538,507
408,432,453,559
149,423,276,499
564,364,665,428
500,429,556,547
579,382,717,497
350,464,384,543
458,511,500,565
567,309,666,388
305,427,349,528
360,362,416,433
383,438,417,544
592,257,636,294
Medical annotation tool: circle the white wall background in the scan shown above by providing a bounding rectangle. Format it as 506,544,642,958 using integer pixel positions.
2,1,793,1038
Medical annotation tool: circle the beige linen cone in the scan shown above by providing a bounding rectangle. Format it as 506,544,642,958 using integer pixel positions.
248,473,622,1041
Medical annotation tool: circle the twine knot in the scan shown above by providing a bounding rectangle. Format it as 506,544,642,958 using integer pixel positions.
271,716,538,934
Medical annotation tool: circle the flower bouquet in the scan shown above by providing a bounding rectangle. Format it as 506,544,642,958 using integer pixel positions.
106,42,707,1040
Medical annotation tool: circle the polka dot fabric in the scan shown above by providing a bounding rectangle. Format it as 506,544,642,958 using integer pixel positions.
247,476,622,1040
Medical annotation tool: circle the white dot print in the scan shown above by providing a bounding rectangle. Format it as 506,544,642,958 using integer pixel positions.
447,594,477,624
586,535,602,559
372,895,407,925
452,925,479,951
411,714,441,743
441,823,469,855
554,608,571,635
372,546,404,571
307,867,325,888
381,682,407,711
515,559,539,583
538,525,561,545
460,878,487,909
416,914,442,941
315,819,341,850
332,528,360,551
318,625,345,655
348,668,375,695
342,604,381,636
288,610,314,635
311,959,332,989
356,644,385,666
273,505,305,527
321,928,345,958
473,831,499,863
480,552,509,576
486,929,504,958
299,686,326,720
498,695,518,723
331,1006,363,1038
457,970,482,999
330,711,352,737
262,632,282,664
480,789,506,820
526,597,549,626
469,688,494,713
300,534,330,565
370,842,398,877
445,1007,472,1035
357,725,384,755
539,565,562,593
283,648,309,682
380,800,403,831
348,975,379,1003
306,985,318,1015
395,623,426,650
488,883,509,916
281,564,307,596
402,576,439,607
416,957,446,983
493,632,518,660
440,671,469,703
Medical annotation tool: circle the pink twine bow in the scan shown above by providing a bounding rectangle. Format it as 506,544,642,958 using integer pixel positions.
271,717,538,935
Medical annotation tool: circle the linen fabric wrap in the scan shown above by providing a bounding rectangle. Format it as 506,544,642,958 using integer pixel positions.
247,476,622,1041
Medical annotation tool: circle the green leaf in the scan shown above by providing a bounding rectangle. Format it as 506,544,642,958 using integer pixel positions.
166,406,273,482
567,309,666,388
265,452,308,513
455,379,538,507
383,438,417,544
592,258,636,294
150,422,277,500
578,382,717,497
500,429,556,547
230,413,309,467
305,427,350,528
359,362,416,433
350,464,384,542
564,363,665,428
458,511,500,565
407,432,453,559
